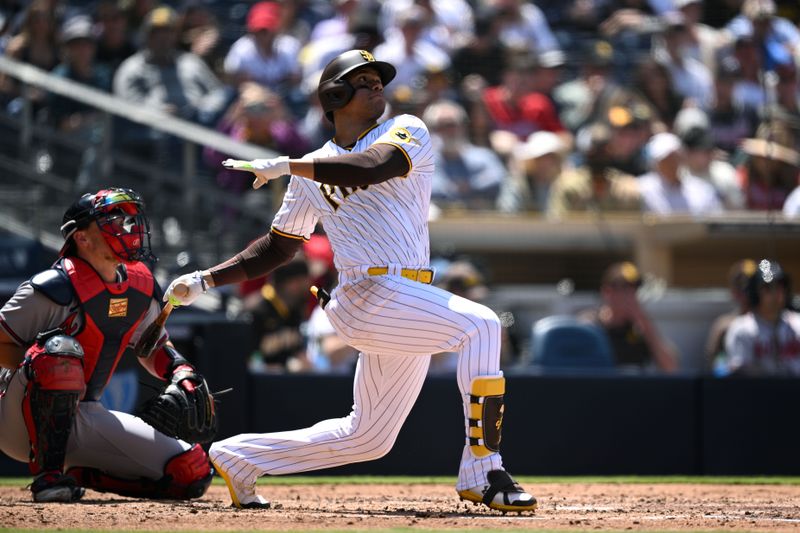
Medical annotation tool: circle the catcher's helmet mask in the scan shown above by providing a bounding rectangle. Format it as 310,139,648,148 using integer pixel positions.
318,50,396,122
59,188,155,264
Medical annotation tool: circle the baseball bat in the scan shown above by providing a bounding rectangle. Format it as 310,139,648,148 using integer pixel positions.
309,285,331,309
134,282,189,358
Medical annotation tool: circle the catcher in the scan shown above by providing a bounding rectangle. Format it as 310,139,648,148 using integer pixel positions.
0,188,216,502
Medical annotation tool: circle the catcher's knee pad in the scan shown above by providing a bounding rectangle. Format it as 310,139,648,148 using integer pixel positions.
65,445,212,500
466,375,505,458
163,444,213,499
21,333,86,475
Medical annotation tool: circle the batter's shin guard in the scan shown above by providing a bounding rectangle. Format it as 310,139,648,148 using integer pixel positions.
466,375,505,458
65,444,212,500
21,334,86,476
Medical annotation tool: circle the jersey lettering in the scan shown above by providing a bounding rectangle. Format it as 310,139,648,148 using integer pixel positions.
319,184,370,211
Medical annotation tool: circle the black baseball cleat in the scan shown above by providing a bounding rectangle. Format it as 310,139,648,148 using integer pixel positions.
31,471,85,503
457,470,537,513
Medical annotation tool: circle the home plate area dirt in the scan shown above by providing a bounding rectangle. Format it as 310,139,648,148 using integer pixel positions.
2,482,799,531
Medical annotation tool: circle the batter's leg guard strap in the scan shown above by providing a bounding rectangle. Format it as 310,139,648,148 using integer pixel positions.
22,336,86,476
467,375,505,458
65,444,212,500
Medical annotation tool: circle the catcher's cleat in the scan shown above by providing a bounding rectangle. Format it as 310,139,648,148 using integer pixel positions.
31,471,85,503
209,457,269,509
457,470,537,513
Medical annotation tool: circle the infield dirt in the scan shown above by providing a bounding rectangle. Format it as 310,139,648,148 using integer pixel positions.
2,482,799,531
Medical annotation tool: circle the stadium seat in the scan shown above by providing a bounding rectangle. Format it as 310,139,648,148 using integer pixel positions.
530,315,615,371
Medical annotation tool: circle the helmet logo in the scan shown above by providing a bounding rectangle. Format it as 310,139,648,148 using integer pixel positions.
359,50,375,62
759,259,774,283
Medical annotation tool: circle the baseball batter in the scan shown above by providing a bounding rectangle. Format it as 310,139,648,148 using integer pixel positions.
165,50,537,512
0,189,213,502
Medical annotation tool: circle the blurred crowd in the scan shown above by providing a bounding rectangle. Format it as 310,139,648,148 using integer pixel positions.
0,0,799,216
228,233,799,378
1,0,800,378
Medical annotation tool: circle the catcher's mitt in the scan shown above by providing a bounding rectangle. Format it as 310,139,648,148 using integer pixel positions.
139,369,217,443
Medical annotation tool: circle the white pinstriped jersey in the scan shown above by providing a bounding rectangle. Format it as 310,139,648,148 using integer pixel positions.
271,114,434,271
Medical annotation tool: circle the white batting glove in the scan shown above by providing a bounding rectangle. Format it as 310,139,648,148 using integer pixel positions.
222,156,290,189
163,270,208,307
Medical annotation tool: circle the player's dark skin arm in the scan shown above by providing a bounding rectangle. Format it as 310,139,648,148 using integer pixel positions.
0,328,25,369
289,143,410,187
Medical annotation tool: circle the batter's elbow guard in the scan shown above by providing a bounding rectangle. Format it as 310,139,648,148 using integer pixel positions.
466,375,505,458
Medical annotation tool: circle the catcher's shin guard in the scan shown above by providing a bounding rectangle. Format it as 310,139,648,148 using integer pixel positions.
466,375,505,458
21,333,86,476
65,444,212,500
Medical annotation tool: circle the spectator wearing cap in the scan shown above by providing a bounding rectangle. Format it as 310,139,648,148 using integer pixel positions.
638,132,723,215
705,259,757,372
238,259,312,374
553,39,620,132
652,11,713,109
603,103,653,177
737,135,800,210
424,100,506,210
93,0,136,76
223,2,301,95
497,130,566,213
50,15,112,137
373,5,451,98
578,261,679,373
707,56,759,154
721,258,800,376
113,6,227,155
725,0,800,72
547,122,642,218
678,123,744,209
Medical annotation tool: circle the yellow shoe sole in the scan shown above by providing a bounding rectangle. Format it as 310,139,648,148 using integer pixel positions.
457,489,538,513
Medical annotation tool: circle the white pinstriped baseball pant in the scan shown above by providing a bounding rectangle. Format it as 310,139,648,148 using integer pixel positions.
210,267,505,491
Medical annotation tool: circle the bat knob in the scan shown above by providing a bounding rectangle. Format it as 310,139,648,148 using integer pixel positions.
172,282,190,298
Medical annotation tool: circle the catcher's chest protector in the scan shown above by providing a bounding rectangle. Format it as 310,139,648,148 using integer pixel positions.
62,257,153,400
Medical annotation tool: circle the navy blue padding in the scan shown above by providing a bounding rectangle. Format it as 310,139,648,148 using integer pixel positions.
531,315,614,369
30,268,74,306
